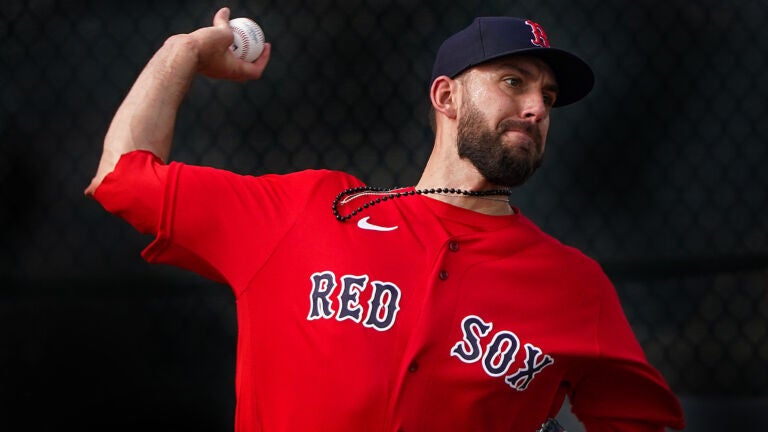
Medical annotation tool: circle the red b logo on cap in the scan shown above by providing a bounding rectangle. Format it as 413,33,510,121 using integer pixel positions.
525,20,550,48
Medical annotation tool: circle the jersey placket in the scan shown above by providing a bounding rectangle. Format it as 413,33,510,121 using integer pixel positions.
385,236,470,431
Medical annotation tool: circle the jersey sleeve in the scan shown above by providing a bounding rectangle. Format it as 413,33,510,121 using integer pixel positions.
92,150,360,294
92,150,168,236
565,260,686,431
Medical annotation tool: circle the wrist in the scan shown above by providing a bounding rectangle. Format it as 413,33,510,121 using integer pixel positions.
160,34,201,71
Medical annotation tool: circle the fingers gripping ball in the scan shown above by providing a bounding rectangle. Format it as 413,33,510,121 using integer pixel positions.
229,17,266,62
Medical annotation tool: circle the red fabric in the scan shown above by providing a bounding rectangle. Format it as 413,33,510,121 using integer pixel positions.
93,150,685,432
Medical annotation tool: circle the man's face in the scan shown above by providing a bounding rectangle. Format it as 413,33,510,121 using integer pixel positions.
456,55,557,188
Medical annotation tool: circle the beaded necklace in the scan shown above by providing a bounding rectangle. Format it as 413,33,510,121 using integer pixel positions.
332,186,513,222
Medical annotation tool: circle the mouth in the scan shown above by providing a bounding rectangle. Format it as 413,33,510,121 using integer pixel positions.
498,119,538,139
503,128,530,138
501,130,535,151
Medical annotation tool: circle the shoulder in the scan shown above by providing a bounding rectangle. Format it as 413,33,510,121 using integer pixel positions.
287,169,363,187
169,163,364,195
517,214,607,277
249,169,364,195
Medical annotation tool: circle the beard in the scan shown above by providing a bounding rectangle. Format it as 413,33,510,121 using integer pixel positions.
456,100,545,188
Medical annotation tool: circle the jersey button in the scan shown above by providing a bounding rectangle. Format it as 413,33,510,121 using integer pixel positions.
408,361,419,373
448,240,459,252
438,270,449,280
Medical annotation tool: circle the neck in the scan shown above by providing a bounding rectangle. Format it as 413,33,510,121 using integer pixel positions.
416,152,514,216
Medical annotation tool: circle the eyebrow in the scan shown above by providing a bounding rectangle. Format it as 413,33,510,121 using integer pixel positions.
497,62,559,94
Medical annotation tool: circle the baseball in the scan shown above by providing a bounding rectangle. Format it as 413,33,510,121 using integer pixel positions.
229,17,266,62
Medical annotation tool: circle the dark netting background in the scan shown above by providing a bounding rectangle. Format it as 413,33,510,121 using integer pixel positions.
1,0,766,430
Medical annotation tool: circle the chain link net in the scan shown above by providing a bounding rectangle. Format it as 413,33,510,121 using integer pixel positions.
2,0,767,428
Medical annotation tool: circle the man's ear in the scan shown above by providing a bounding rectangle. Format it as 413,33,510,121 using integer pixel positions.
430,76,458,120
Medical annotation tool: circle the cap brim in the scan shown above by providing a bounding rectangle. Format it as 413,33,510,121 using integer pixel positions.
453,47,594,107
522,48,594,107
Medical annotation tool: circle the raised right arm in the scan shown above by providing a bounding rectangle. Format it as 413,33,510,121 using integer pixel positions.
84,7,271,196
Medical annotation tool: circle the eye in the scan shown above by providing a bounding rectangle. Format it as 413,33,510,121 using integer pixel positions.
543,93,556,107
503,77,522,87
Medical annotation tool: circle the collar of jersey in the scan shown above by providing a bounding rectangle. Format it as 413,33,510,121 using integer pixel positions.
414,193,520,232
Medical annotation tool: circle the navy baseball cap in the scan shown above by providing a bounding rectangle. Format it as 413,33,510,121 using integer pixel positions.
431,17,594,107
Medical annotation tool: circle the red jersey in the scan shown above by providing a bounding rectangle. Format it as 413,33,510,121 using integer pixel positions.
94,150,684,432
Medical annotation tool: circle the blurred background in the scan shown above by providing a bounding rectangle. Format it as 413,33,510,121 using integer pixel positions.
1,0,766,430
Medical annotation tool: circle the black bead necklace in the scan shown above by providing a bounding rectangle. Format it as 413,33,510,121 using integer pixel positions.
332,186,513,222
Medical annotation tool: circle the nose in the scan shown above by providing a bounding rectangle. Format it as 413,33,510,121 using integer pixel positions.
520,92,548,122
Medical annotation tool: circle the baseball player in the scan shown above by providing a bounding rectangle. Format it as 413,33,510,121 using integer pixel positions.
85,7,685,432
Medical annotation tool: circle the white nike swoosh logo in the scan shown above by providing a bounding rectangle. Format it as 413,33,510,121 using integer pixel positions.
357,216,398,232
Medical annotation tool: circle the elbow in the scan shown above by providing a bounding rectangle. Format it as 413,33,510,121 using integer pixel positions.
83,177,101,197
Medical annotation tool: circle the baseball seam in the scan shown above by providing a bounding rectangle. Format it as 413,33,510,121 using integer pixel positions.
233,27,250,60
